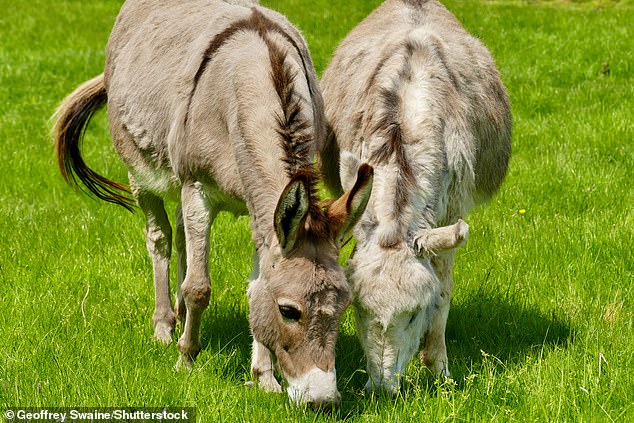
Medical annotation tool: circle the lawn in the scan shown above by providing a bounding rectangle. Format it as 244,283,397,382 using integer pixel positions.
0,0,632,421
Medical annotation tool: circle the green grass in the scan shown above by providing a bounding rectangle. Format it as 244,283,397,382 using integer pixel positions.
1,0,632,421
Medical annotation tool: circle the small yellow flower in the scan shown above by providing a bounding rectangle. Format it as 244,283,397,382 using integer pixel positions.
518,209,526,215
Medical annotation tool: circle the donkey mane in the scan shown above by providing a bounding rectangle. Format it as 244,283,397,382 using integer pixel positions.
269,42,312,178
367,46,418,220
269,42,328,236
369,87,416,219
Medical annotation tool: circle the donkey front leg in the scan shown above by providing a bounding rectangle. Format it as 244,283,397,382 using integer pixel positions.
246,254,280,391
251,339,282,392
130,176,176,344
420,250,456,377
177,181,213,368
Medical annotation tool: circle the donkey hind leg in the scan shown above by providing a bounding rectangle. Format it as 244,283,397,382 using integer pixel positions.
420,250,456,377
130,176,176,344
177,181,214,369
174,204,187,326
251,339,282,392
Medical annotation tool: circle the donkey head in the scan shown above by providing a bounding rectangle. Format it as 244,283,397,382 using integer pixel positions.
341,151,468,392
247,164,373,406
348,219,468,393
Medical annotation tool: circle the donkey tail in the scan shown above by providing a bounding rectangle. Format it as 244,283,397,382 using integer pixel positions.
53,73,136,211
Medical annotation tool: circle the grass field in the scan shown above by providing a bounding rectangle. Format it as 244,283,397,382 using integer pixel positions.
1,0,632,421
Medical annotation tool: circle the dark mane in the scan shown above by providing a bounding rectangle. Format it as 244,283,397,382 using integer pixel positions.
267,40,312,177
267,38,328,233
366,42,419,218
369,86,416,219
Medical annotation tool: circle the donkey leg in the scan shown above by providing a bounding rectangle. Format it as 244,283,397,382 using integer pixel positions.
251,339,282,392
246,253,281,391
177,181,213,368
420,250,456,377
174,204,187,326
130,176,176,344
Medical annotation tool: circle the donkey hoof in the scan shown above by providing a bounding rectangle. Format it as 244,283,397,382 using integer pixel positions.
175,354,194,371
176,338,201,370
420,351,451,378
257,376,282,393
153,322,174,344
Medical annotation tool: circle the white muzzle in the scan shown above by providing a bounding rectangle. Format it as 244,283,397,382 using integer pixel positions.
286,368,340,407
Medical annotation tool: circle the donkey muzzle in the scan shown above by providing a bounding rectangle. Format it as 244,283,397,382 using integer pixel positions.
286,368,340,407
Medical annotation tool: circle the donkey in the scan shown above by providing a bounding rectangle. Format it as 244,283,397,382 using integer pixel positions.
53,0,373,406
320,0,511,393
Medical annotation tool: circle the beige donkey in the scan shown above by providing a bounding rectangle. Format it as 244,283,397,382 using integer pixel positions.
321,0,511,393
53,0,373,406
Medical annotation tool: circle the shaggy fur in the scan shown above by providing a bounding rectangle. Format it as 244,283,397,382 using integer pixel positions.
321,0,511,391
53,0,373,406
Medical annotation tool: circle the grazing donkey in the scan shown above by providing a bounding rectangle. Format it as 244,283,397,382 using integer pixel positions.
53,0,374,406
320,0,511,393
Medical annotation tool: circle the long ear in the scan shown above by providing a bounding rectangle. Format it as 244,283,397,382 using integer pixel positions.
412,219,469,258
274,177,311,254
327,163,374,246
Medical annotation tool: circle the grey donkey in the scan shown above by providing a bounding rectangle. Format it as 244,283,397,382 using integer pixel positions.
53,0,374,406
320,0,511,393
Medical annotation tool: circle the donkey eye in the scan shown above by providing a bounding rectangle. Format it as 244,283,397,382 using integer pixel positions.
279,305,301,321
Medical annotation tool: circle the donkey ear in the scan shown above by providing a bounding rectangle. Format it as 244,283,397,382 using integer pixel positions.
412,219,469,258
327,163,374,246
274,177,310,254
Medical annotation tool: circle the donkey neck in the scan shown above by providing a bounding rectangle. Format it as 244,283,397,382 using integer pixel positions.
228,37,316,250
